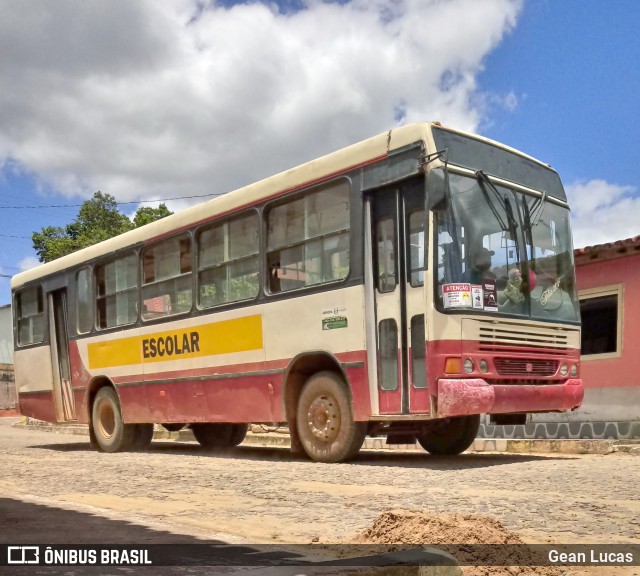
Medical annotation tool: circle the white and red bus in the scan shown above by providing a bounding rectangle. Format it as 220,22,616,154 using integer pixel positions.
11,122,583,462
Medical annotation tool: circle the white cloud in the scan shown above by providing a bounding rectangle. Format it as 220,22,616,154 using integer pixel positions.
565,179,640,248
503,90,518,112
18,257,41,271
472,89,519,128
0,0,522,205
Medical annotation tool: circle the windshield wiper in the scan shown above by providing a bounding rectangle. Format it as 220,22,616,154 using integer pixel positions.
475,170,519,237
528,191,547,227
504,196,519,245
521,189,548,264
475,171,507,230
522,195,536,268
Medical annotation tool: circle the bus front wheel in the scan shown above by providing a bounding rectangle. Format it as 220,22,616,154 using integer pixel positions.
91,387,136,453
296,371,366,463
417,414,480,456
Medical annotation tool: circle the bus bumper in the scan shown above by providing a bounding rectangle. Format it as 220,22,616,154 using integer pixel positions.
436,378,584,419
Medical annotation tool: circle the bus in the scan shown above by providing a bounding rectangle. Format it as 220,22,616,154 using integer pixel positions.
11,122,584,463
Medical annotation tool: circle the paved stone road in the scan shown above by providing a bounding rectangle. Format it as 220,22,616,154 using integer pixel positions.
1,417,638,549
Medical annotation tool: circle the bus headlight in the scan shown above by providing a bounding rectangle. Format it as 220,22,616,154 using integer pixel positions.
479,359,489,373
570,364,579,377
463,358,474,374
559,364,569,376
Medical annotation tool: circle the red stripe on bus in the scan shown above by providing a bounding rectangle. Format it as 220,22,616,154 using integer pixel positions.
19,392,58,424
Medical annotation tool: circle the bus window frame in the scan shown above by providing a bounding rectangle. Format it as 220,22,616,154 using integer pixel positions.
94,249,140,331
76,266,94,335
14,284,46,347
264,177,352,296
195,209,261,311
141,232,194,322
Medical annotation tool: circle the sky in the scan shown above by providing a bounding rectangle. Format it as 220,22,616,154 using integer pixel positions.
1,0,639,306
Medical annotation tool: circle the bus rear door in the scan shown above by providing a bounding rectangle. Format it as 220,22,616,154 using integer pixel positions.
48,288,76,421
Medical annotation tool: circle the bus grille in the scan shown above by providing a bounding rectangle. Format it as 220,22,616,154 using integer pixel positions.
464,319,573,352
494,358,559,377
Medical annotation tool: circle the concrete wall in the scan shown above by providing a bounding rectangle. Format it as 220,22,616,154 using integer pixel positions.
575,253,640,411
0,363,17,410
0,305,16,411
0,305,12,364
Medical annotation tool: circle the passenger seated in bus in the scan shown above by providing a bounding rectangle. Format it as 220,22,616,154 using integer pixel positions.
463,247,495,285
501,268,525,305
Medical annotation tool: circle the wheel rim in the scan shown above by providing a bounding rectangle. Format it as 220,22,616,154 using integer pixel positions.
96,400,115,439
307,394,340,442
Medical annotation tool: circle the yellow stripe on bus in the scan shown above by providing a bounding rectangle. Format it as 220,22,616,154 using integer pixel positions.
87,314,263,370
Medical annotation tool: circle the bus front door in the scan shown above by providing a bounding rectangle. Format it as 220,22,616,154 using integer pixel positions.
48,289,76,421
367,180,429,415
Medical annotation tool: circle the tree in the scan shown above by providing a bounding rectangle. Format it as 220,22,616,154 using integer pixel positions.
132,203,172,228
32,192,174,263
31,226,78,263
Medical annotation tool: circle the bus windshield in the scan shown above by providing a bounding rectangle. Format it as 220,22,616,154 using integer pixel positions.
435,171,580,323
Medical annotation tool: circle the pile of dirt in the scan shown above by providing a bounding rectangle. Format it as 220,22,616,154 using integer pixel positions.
351,510,563,576
354,511,524,545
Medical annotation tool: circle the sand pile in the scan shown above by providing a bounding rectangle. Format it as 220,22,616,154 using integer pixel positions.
351,510,563,576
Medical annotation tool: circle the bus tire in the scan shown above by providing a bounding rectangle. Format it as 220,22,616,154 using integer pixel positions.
191,423,233,450
417,414,480,456
296,371,366,463
227,423,248,447
91,387,136,453
130,424,154,451
162,423,186,432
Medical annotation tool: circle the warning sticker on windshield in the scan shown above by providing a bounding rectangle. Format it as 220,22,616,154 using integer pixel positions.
442,283,472,308
443,282,498,311
471,285,484,309
482,280,498,311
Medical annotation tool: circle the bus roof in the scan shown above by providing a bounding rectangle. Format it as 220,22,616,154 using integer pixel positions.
11,121,551,291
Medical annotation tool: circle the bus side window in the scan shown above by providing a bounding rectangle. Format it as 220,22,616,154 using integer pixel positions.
16,285,45,345
197,212,259,309
95,252,138,329
76,267,93,334
141,235,192,320
266,181,350,294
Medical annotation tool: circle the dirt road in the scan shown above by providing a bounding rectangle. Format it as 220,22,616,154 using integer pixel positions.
1,417,639,575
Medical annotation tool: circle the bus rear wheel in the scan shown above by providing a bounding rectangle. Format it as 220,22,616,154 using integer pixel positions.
296,371,366,463
191,423,233,449
91,387,136,453
417,414,480,456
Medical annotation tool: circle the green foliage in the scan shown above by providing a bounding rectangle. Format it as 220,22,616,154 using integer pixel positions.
132,203,173,228
32,226,79,263
32,192,174,263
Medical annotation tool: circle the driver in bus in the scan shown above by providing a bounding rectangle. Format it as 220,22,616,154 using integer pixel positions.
463,247,495,285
